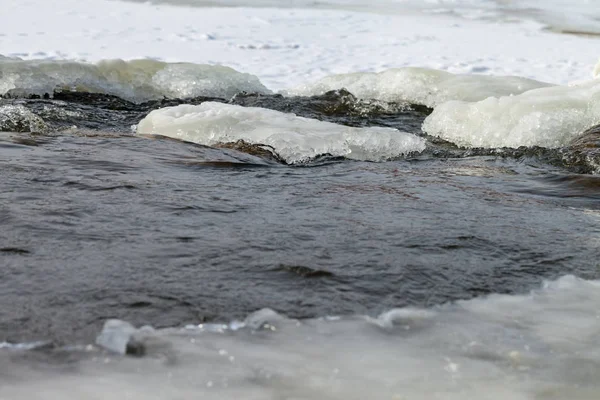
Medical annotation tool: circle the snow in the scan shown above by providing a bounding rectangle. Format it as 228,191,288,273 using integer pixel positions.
0,0,598,93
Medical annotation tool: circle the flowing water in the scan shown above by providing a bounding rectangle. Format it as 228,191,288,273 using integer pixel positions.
0,36,599,399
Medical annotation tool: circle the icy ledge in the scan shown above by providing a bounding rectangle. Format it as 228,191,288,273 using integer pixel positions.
282,67,552,108
423,79,600,149
0,57,270,102
136,102,426,163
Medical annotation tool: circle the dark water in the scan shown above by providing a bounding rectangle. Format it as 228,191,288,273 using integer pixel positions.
0,92,599,346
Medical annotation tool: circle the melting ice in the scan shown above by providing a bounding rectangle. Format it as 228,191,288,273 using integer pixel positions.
0,58,270,102
2,276,600,399
423,78,600,149
283,67,552,108
136,102,426,163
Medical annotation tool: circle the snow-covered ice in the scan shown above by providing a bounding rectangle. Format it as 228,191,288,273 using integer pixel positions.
283,67,553,107
1,0,598,91
137,102,426,163
423,79,600,148
0,58,269,101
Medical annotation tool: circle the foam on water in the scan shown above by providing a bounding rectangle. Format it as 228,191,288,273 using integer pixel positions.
422,79,600,149
3,275,600,399
283,68,552,108
136,102,426,163
0,58,270,102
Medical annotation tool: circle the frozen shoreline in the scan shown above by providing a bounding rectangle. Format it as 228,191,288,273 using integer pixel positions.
1,0,598,92
3,275,600,400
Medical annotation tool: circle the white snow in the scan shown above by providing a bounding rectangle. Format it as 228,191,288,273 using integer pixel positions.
137,102,426,162
120,0,600,36
0,0,598,92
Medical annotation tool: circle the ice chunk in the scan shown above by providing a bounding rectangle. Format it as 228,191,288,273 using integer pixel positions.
373,308,437,330
283,68,552,108
0,105,47,133
136,102,426,163
95,319,138,355
422,79,600,149
243,308,286,330
0,58,270,102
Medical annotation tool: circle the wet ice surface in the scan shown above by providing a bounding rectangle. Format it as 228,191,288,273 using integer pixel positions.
136,102,426,163
0,58,270,102
423,79,600,149
3,276,600,399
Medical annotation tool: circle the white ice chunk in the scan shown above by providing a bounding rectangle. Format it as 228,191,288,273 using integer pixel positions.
136,102,426,163
0,58,270,102
373,308,437,330
95,319,138,355
243,308,285,330
283,68,552,108
422,79,600,149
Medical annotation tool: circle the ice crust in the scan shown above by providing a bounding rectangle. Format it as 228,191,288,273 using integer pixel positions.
0,58,270,102
423,79,600,148
284,68,553,108
136,102,426,163
4,276,600,400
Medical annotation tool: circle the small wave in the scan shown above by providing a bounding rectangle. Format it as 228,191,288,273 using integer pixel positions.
136,102,426,163
423,79,600,149
0,57,270,102
282,67,552,108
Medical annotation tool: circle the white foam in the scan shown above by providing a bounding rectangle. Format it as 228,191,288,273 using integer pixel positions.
422,79,600,149
136,102,426,163
0,58,270,102
594,58,600,79
283,68,553,107
3,275,600,399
